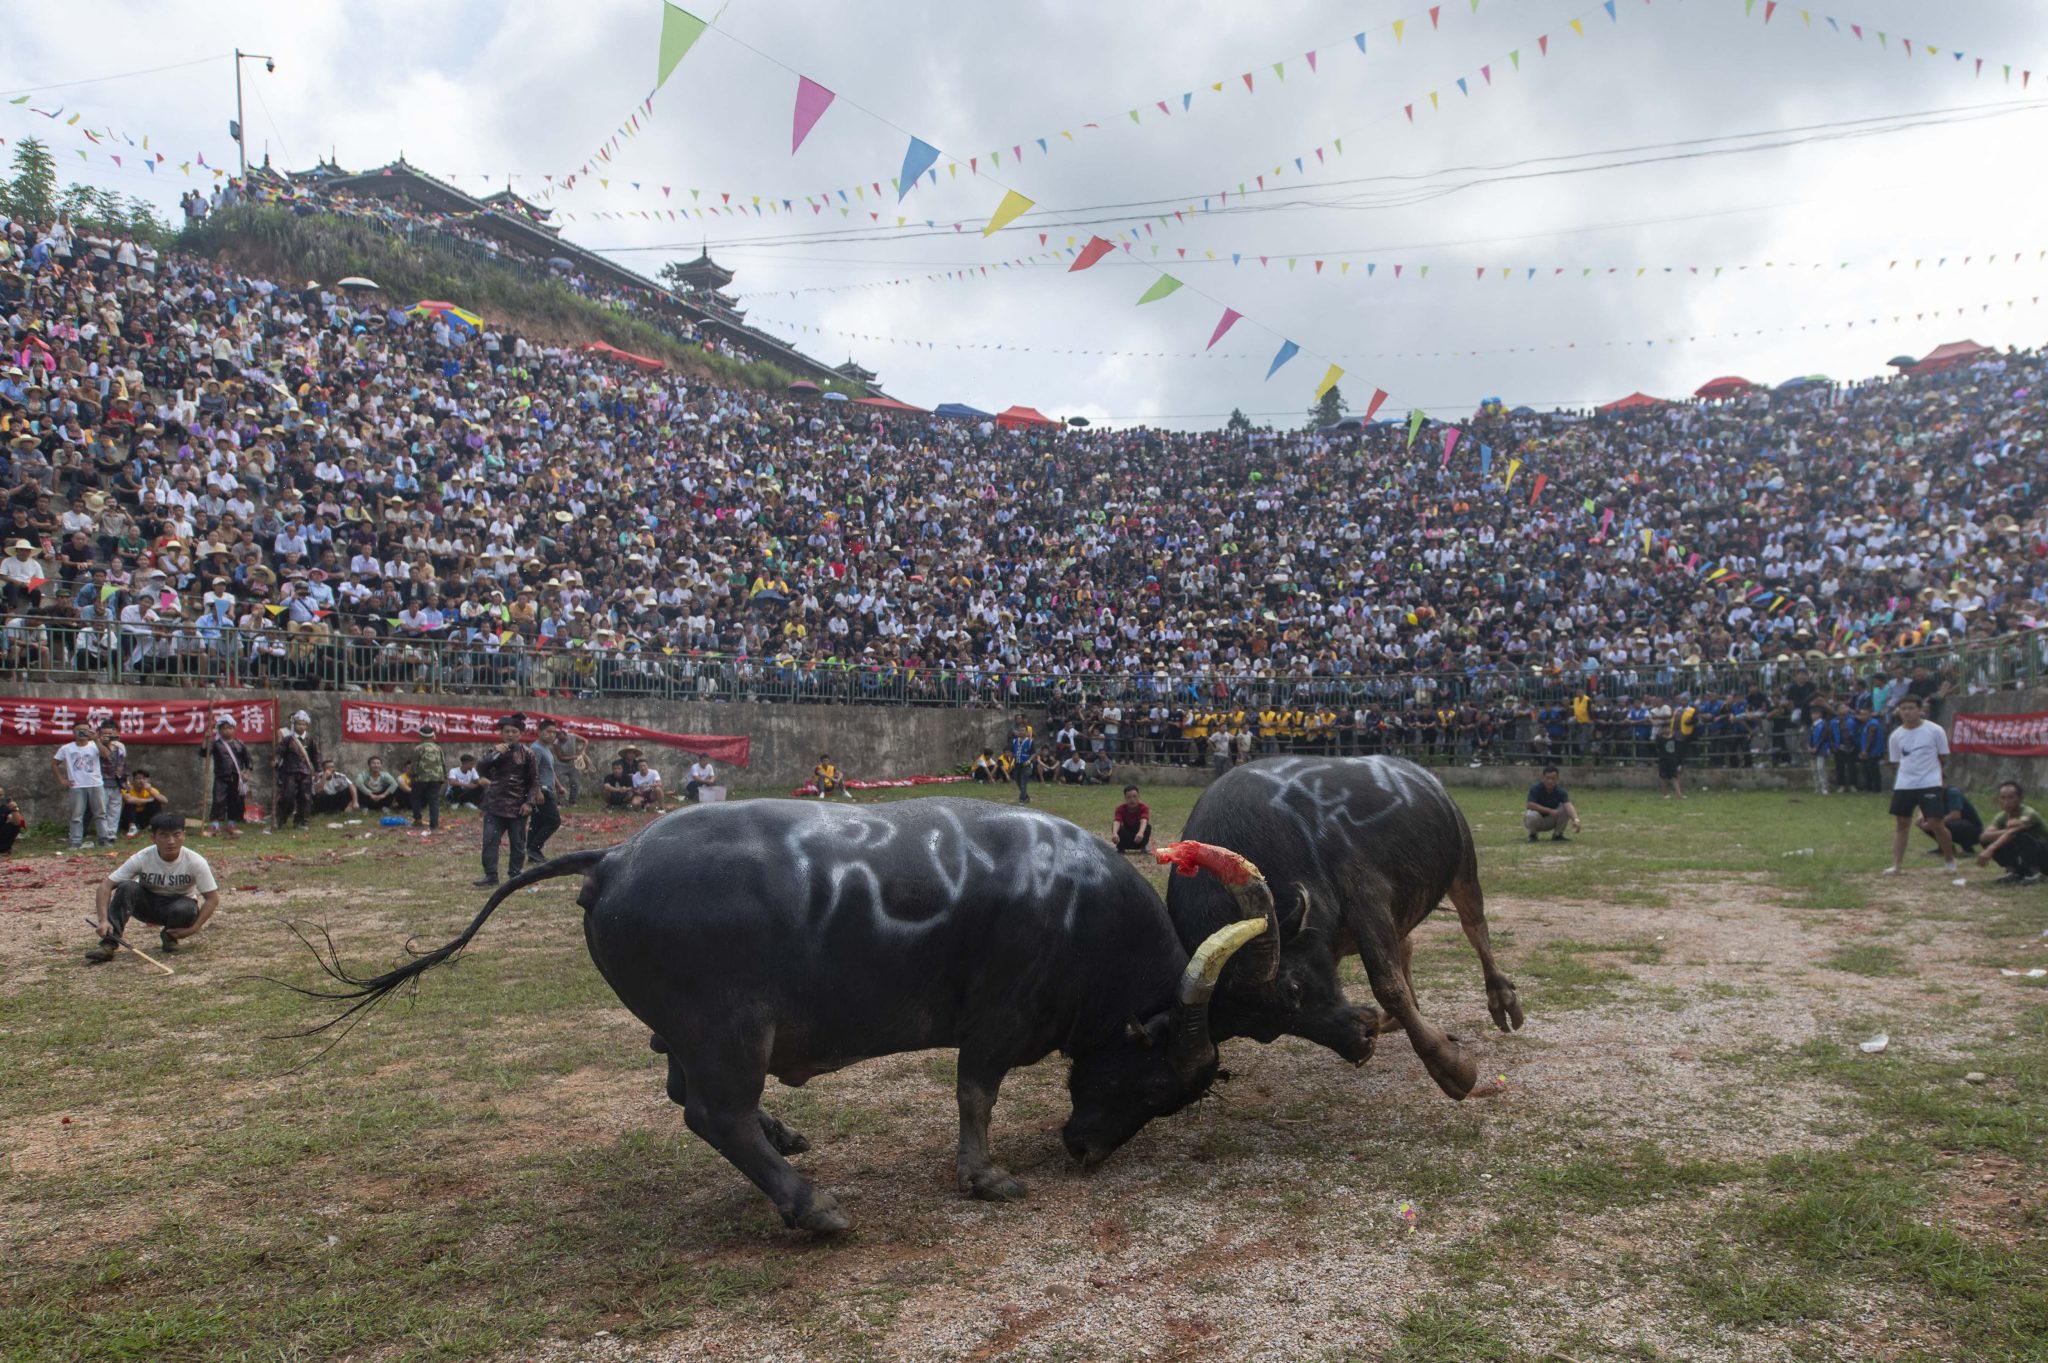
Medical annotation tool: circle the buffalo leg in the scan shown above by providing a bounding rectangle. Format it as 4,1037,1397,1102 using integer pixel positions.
1348,906,1479,1100
955,1057,1026,1202
675,1037,848,1234
1449,875,1524,1033
663,1052,811,1155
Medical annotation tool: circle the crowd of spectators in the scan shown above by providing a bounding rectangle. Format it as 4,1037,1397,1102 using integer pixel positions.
2,198,2046,771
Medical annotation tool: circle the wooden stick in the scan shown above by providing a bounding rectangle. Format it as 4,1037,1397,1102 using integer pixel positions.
83,917,176,976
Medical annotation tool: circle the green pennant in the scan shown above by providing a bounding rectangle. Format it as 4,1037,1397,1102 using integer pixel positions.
1136,275,1183,304
656,4,708,90
1406,408,1426,449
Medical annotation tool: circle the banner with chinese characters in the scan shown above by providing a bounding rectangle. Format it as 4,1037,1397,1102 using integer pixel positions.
0,697,277,746
340,701,750,767
1951,711,2048,758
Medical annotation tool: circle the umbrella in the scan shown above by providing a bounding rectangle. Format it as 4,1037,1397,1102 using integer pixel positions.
1066,416,1091,427
1693,376,1754,400
1509,405,1536,416
547,257,574,269
406,300,483,333
787,380,821,395
821,390,849,402
1887,355,1919,368
335,276,380,290
1597,392,1666,414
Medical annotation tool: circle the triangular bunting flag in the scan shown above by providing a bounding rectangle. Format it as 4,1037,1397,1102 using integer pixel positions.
1207,308,1243,349
982,189,1033,237
1136,275,1183,304
1265,340,1300,379
656,4,709,90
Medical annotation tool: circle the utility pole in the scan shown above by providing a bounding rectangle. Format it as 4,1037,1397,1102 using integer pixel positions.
232,49,277,177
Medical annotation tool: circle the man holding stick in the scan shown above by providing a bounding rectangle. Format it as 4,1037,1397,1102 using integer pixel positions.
85,813,220,964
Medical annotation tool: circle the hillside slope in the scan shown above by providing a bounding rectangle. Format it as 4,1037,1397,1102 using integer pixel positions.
178,204,838,394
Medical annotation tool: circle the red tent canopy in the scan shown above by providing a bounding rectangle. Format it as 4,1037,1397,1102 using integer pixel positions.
1597,391,1666,413
580,341,666,371
1913,339,1992,372
1693,376,1754,400
995,405,1060,429
853,395,930,414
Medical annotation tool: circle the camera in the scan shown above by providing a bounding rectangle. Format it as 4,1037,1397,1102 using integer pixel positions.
265,58,275,73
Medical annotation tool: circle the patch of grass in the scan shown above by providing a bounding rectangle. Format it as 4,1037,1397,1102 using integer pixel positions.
1381,1295,1518,1363
1682,1249,1839,1325
1820,942,1911,977
1515,938,1662,1011
1526,1143,1745,1212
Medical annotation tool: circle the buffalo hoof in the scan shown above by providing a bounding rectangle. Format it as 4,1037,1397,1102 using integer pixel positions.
1426,1035,1480,1101
963,1167,1027,1202
760,1113,811,1156
1488,980,1526,1034
793,1193,850,1236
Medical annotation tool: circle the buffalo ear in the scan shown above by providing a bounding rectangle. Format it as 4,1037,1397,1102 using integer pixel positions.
1124,1015,1153,1046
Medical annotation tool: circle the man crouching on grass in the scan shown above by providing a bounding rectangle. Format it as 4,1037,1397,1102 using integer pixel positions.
85,813,221,964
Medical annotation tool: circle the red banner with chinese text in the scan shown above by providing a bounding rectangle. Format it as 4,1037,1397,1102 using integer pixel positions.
0,697,278,746
340,701,750,767
1951,711,2048,757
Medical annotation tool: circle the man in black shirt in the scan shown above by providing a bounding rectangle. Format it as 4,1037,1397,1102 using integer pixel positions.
1524,765,1582,843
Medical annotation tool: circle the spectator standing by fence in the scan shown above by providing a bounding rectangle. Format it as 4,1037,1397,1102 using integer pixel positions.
273,711,317,830
1009,718,1035,805
51,721,106,851
474,713,538,887
1884,696,1954,876
407,723,446,831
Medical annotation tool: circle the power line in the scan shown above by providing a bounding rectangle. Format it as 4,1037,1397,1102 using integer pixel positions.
575,96,2048,255
0,53,229,98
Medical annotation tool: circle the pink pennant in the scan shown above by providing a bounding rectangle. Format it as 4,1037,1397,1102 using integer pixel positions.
1441,428,1460,466
1429,5,1441,27
1242,72,1254,91
792,77,835,153
1539,34,1550,54
1306,50,1318,73
1206,308,1244,349
1481,64,1492,84
1405,104,1414,122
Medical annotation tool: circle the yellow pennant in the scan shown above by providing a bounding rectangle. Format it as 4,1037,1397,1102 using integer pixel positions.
1314,364,1344,399
982,189,1034,237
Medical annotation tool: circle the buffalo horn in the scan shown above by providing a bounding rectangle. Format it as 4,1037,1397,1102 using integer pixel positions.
1167,916,1271,1082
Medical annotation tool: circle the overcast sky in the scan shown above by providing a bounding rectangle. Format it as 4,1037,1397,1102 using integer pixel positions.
7,1,2047,427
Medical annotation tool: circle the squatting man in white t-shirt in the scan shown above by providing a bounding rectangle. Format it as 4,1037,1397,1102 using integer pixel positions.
1885,695,1955,876
86,812,222,964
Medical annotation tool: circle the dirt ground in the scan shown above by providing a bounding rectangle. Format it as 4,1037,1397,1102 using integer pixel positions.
2,793,2043,1363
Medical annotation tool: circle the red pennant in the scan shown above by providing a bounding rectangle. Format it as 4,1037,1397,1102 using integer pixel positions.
1539,35,1550,54
1364,388,1390,421
1429,5,1441,27
1069,236,1115,271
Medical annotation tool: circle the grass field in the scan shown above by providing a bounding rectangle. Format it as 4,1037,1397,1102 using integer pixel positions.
1,780,2045,1363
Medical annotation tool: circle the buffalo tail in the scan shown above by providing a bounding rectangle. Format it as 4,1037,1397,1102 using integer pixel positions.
274,848,612,1048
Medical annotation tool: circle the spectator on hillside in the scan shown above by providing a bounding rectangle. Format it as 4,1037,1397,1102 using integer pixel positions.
1524,766,1582,843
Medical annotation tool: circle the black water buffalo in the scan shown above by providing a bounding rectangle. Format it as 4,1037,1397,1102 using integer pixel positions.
300,799,1275,1234
1166,755,1522,1100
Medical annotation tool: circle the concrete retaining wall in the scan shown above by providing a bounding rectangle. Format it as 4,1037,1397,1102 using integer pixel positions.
0,683,1017,826
1947,690,2048,793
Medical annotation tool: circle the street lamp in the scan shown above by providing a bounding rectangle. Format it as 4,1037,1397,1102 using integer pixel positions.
232,49,277,176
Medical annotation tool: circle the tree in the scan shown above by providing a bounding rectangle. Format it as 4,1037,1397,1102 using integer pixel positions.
1225,407,1252,435
1307,384,1347,429
2,137,57,224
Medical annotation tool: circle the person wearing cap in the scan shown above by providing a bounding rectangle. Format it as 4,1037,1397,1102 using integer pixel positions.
473,712,539,887
273,710,318,830
405,723,447,831
205,715,253,839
